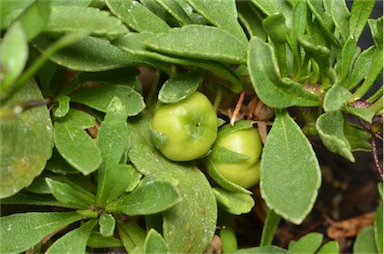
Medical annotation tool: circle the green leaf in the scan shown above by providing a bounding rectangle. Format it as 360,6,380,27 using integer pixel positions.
62,108,96,129
99,213,116,237
213,188,254,215
184,0,247,43
235,246,288,254
53,95,71,118
117,221,147,252
306,0,339,47
349,0,375,41
71,85,145,116
54,117,102,175
46,148,80,174
158,69,204,103
343,106,375,123
60,67,139,95
260,110,321,224
345,45,376,90
112,32,242,92
126,114,217,253
13,0,51,41
96,97,128,165
353,225,378,254
316,111,355,162
106,0,170,33
144,229,169,253
145,25,248,64
0,22,28,94
338,37,358,85
206,159,251,194
288,232,323,254
220,227,238,253
248,37,320,108
45,6,128,38
237,1,266,40
154,0,192,25
33,34,158,72
0,212,82,253
250,0,292,27
0,79,53,198
331,0,350,42
374,204,383,254
46,219,98,254
106,173,181,215
344,124,372,152
87,232,123,248
369,17,383,47
323,84,351,112
45,177,96,209
262,14,289,76
317,241,339,254
0,0,35,29
1,191,81,209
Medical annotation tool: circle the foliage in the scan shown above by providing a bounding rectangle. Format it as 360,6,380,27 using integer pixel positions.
0,0,382,253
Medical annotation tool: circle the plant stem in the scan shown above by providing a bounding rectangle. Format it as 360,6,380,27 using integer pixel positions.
367,86,383,103
369,96,383,114
260,209,281,246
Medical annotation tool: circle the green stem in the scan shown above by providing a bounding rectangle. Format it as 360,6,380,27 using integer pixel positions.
260,209,281,246
2,31,89,101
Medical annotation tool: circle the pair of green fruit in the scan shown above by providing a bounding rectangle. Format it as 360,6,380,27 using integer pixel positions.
151,92,262,189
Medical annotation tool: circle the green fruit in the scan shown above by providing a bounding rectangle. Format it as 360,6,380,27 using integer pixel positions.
151,91,218,161
210,121,262,188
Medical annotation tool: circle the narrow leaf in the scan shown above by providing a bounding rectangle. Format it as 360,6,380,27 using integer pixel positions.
248,37,320,108
0,212,82,253
374,204,383,254
145,25,248,64
46,219,98,254
185,0,247,43
33,34,158,72
260,110,321,224
338,37,358,85
158,69,203,103
250,0,292,27
349,0,375,40
331,0,350,42
343,106,375,123
0,22,28,94
46,178,96,209
117,221,147,252
316,111,354,162
53,95,71,118
213,188,254,215
154,0,192,25
106,0,170,33
260,209,281,246
235,246,288,254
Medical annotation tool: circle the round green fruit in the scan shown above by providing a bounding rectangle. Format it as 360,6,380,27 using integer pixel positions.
151,91,218,161
210,121,262,188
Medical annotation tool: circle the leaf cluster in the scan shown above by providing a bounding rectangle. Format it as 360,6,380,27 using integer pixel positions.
0,0,382,253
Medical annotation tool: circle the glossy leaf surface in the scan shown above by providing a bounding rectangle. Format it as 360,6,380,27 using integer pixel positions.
260,110,321,224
